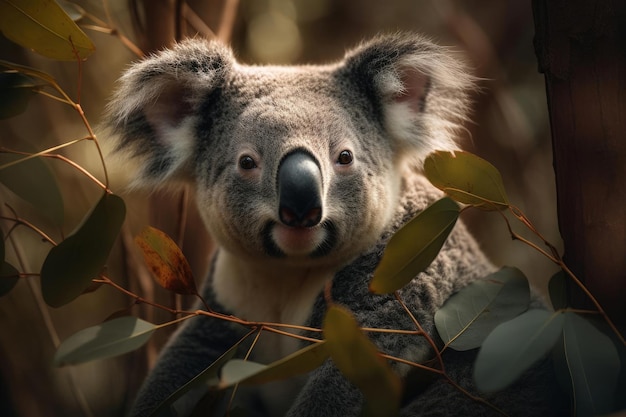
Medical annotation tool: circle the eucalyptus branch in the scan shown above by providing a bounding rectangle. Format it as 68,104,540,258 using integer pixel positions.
35,89,73,105
154,314,198,330
0,138,90,170
505,206,625,346
378,352,507,415
2,207,96,417
44,154,108,191
509,206,560,260
84,1,143,57
394,292,446,373
443,375,508,416
227,328,264,413
492,207,559,263
72,103,110,188
559,262,625,346
93,276,195,316
378,352,443,375
1,205,57,246
261,326,322,344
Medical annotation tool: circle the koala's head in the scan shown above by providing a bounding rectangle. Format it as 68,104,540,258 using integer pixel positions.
104,34,472,270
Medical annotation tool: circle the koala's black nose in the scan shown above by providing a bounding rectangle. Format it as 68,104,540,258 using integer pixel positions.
277,150,323,228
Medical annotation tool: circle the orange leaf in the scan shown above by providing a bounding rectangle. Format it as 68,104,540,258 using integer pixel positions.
135,226,197,295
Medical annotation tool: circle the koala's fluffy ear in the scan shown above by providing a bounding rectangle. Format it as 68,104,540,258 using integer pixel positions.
103,40,233,188
340,33,474,161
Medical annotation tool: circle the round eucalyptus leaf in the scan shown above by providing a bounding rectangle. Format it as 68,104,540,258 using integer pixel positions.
41,193,125,307
561,312,620,416
474,309,565,392
435,266,530,351
424,151,509,210
54,316,155,366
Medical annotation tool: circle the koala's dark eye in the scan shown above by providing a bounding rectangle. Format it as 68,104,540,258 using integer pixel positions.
239,155,257,170
337,150,353,165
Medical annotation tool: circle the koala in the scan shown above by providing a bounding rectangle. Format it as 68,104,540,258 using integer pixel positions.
104,34,568,416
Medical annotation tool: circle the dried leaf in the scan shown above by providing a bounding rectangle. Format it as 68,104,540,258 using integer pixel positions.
135,226,197,295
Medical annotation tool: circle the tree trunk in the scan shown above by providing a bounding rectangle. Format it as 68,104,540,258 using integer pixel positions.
532,0,626,329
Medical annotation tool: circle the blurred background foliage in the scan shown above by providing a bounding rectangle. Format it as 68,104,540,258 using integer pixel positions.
0,1,561,415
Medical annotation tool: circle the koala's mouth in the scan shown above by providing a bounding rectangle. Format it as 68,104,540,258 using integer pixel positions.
262,220,337,258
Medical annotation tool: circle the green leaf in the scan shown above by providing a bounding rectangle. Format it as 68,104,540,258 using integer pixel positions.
149,331,250,417
135,226,197,295
0,71,43,118
54,316,155,366
370,197,459,294
220,360,267,387
323,305,401,417
0,262,19,296
0,177,19,297
435,267,530,351
0,0,95,61
0,150,64,226
561,312,620,416
0,60,57,85
41,193,125,307
548,270,568,310
220,342,329,387
424,151,509,210
474,309,565,392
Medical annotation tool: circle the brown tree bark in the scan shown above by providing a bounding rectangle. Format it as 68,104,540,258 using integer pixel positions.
532,1,626,329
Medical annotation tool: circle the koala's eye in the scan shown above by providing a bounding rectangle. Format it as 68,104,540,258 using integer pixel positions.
239,155,257,170
337,150,353,165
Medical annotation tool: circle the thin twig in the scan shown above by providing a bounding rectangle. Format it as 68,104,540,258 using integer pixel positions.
36,89,73,105
1,205,57,246
73,104,110,188
494,208,559,263
0,138,91,170
261,327,322,344
378,353,444,375
44,154,108,191
394,292,446,372
559,262,625,346
2,210,96,417
505,207,625,346
155,314,198,329
93,276,193,316
226,328,263,413
443,375,508,416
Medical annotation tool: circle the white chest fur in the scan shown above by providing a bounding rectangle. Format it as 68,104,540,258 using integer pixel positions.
212,250,333,361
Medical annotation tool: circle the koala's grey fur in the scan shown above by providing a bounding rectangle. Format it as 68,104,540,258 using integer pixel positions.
104,34,568,416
